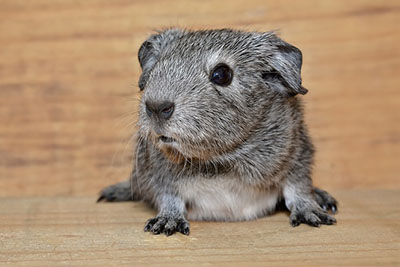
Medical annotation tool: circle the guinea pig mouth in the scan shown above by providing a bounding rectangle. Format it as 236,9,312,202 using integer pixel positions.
154,134,212,163
158,135,175,143
158,141,185,164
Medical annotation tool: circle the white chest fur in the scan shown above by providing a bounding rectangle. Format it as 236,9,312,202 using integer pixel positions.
179,175,280,221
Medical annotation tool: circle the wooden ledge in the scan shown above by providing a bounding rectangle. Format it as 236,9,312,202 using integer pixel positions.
0,190,399,266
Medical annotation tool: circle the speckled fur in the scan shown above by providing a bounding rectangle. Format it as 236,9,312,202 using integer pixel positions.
98,29,338,236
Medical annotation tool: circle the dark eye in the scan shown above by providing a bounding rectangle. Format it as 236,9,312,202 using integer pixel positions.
210,63,233,86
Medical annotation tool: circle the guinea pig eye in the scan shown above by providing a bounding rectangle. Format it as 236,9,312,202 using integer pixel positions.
210,63,233,86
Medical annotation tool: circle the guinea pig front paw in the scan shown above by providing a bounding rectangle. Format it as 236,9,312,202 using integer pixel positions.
289,204,336,227
144,216,190,236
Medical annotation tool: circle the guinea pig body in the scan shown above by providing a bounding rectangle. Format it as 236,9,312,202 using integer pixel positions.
179,173,281,221
98,29,338,236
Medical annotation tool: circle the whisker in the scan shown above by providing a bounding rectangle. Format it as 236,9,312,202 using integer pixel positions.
134,134,144,198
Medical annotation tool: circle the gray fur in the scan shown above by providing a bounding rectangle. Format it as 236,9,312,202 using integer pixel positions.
99,28,338,235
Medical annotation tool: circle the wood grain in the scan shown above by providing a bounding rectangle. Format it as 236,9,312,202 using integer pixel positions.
0,0,399,197
0,190,399,266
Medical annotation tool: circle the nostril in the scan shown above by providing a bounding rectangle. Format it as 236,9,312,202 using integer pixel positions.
159,103,174,120
162,106,172,114
145,105,152,117
160,105,174,119
159,136,174,143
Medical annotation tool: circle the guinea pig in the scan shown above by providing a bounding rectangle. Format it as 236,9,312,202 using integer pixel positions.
98,29,338,236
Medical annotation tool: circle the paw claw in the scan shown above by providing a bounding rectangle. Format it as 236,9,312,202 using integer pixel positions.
96,195,105,203
290,219,301,227
181,227,190,235
331,205,337,214
177,219,190,235
164,229,174,236
144,218,158,232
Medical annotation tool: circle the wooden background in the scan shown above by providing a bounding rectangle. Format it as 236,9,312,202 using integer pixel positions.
0,1,399,266
0,0,399,197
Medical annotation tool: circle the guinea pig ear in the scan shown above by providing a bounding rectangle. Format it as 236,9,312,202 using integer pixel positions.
138,29,185,90
262,36,308,96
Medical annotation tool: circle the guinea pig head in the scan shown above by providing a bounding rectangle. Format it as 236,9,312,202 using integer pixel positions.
136,29,306,163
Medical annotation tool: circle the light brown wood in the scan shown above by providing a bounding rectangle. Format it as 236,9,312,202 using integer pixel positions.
0,190,399,266
0,0,399,197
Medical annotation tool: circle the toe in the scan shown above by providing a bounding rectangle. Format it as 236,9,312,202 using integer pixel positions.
164,227,176,236
177,219,190,235
289,213,303,227
144,217,158,232
318,212,337,225
305,212,321,227
163,219,178,236
151,218,167,234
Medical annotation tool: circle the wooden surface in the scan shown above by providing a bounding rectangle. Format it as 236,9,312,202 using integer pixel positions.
1,1,399,265
0,190,398,266
0,0,399,197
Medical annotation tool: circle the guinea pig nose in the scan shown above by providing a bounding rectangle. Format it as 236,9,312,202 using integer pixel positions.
145,101,175,120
